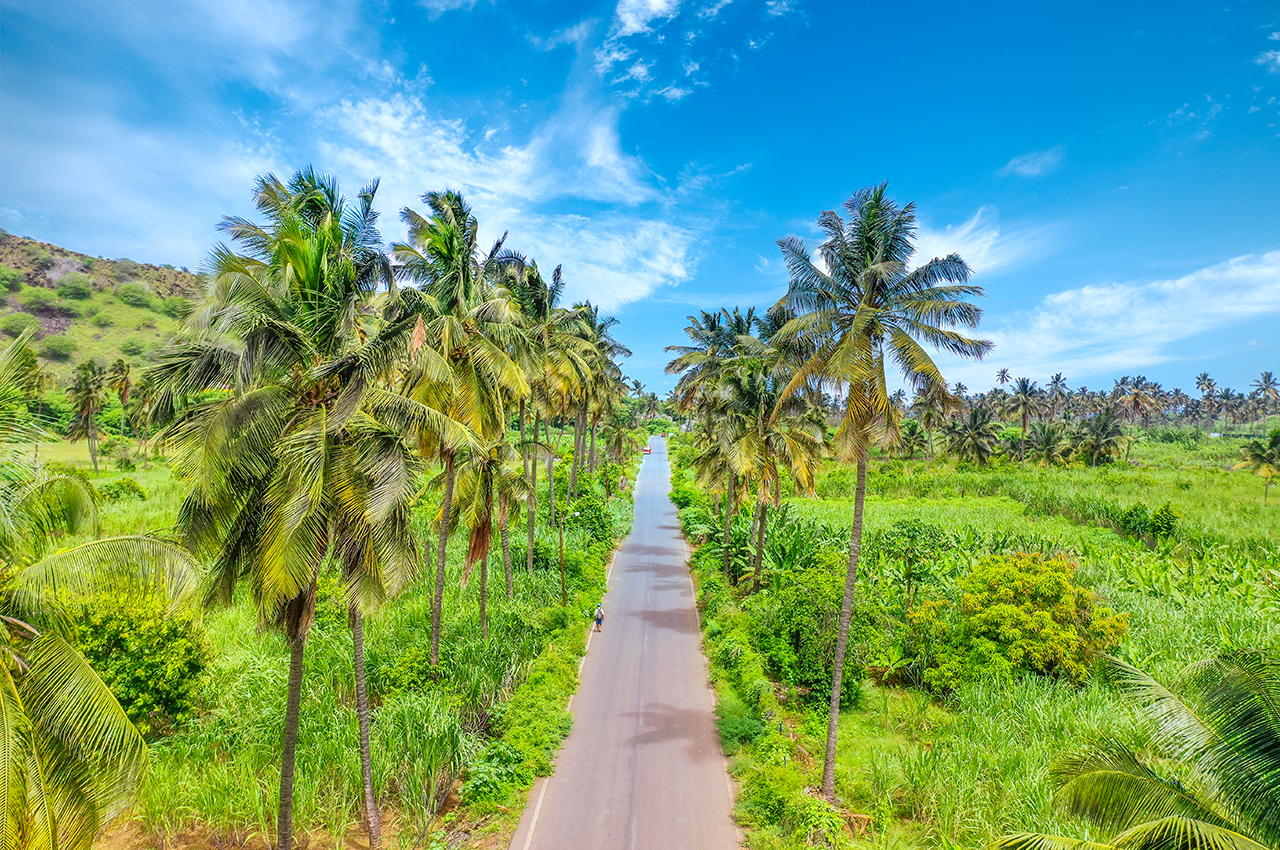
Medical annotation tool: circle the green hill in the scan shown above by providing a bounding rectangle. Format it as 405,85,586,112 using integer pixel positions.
0,230,203,383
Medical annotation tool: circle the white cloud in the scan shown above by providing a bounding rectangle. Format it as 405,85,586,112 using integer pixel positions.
699,0,733,19
766,0,793,15
658,85,693,101
529,19,597,51
613,0,682,37
417,0,478,13
999,146,1064,177
914,207,1052,275
1257,50,1280,72
941,251,1280,387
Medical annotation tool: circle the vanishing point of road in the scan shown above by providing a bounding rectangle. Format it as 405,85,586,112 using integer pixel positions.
508,436,739,850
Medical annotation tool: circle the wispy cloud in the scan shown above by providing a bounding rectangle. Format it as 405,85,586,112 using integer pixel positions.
941,251,1280,387
914,207,1053,275
529,19,597,51
999,146,1064,177
1257,50,1280,72
613,0,683,37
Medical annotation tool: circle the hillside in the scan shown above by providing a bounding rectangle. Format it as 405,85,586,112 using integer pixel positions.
0,230,204,382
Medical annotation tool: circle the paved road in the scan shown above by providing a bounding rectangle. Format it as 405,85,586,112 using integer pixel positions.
508,436,739,850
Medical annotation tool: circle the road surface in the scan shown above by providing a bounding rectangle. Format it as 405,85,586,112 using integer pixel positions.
509,436,739,850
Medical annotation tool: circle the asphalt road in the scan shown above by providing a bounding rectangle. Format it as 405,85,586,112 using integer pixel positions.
508,436,739,850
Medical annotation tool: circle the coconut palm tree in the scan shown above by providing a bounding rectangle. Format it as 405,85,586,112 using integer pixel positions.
0,334,200,848
996,367,1011,388
66,360,107,476
946,405,1002,465
1003,377,1042,461
1075,407,1129,466
1047,372,1069,421
156,169,460,850
1252,371,1278,430
773,183,991,798
995,651,1279,850
393,190,528,667
1234,429,1280,502
1027,421,1070,467
107,359,131,439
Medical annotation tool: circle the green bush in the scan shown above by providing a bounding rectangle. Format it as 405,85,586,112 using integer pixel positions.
567,492,613,543
161,295,192,319
714,689,763,753
27,247,54,271
0,312,40,337
461,740,532,803
91,313,113,328
19,288,58,313
56,272,94,299
38,334,76,360
117,282,155,309
98,477,146,501
76,593,209,736
119,336,145,356
0,265,23,291
911,552,1128,692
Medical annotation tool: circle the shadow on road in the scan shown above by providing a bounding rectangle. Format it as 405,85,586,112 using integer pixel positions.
632,608,699,634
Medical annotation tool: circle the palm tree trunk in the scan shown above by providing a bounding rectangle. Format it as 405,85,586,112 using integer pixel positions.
430,450,456,666
722,474,735,579
751,501,768,593
350,603,382,849
569,411,581,499
527,412,540,572
277,632,308,850
822,454,866,800
89,415,100,476
589,421,598,474
500,495,514,597
480,551,489,640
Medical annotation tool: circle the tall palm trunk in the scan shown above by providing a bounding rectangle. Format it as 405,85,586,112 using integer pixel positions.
480,551,489,639
527,412,540,572
350,603,382,849
722,474,735,578
822,454,866,800
430,450,457,666
589,421,598,473
277,630,308,850
568,410,581,499
88,414,100,477
500,494,514,597
751,500,768,593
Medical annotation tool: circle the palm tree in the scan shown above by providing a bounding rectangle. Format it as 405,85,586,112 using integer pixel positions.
1252,371,1278,430
1003,377,1042,461
898,419,927,459
774,183,991,798
394,190,527,667
0,334,200,847
946,405,1002,465
1234,429,1280,502
911,384,959,471
107,359,131,439
1047,372,1068,421
1196,373,1217,432
1027,421,1070,467
156,169,458,850
996,367,1011,387
995,651,1279,850
65,360,107,476
1075,407,1129,466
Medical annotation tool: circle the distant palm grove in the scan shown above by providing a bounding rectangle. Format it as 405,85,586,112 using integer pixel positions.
0,176,1275,850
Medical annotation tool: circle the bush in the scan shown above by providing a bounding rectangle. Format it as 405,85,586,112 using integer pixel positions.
76,593,209,735
114,455,137,471
91,312,113,327
714,689,763,753
26,246,54,271
56,272,93,299
461,740,532,803
98,477,146,501
19,288,58,313
566,492,613,543
0,312,40,337
38,335,76,361
116,282,154,309
161,295,192,319
0,265,23,291
912,552,1128,692
119,336,145,356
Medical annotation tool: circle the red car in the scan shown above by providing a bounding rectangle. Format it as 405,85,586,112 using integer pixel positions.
642,447,652,454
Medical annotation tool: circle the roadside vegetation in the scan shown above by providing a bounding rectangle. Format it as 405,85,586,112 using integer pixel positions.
0,171,658,849
666,184,1278,850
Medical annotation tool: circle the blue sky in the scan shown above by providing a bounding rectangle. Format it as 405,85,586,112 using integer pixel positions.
2,0,1278,395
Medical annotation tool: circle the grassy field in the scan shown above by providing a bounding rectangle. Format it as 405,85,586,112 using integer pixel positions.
676,435,1279,850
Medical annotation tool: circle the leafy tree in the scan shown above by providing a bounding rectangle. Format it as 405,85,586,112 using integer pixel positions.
773,183,991,798
946,405,1001,465
107,359,131,439
1076,407,1130,466
1003,377,1042,461
995,651,1279,850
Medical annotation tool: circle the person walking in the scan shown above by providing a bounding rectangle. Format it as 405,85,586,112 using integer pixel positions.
593,603,605,632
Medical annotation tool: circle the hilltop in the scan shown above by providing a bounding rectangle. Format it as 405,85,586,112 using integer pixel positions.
0,230,203,383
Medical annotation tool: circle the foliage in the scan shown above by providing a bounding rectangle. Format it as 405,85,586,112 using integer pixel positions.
57,272,94,299
0,264,23,291
0,311,40,337
911,552,1128,692
98,476,146,501
38,333,76,360
115,281,155,308
75,593,209,735
160,295,191,319
566,491,614,543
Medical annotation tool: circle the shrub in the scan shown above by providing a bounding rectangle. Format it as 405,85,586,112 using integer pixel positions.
19,288,58,313
76,593,209,735
56,272,93,299
26,246,54,271
161,295,192,319
98,477,146,501
116,282,154,309
38,335,76,360
91,312,113,328
119,336,145,356
0,312,40,337
714,689,763,753
0,265,22,291
912,552,1128,692
461,740,532,803
114,456,137,472
566,492,613,543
